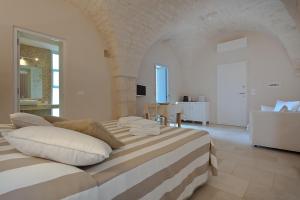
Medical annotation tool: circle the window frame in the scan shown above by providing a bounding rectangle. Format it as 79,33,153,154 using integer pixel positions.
51,52,60,116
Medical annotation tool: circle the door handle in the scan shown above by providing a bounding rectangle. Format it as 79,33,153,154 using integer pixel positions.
239,92,246,94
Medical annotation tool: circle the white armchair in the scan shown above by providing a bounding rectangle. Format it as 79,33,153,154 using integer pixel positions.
250,111,300,152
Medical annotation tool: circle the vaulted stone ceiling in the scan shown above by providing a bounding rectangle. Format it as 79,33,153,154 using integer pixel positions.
66,0,300,77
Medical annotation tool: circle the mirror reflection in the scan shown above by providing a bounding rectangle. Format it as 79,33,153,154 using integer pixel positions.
18,31,61,117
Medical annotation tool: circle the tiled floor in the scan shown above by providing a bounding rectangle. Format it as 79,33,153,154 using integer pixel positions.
180,123,300,200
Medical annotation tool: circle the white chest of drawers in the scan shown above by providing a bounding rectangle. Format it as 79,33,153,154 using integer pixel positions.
177,102,210,125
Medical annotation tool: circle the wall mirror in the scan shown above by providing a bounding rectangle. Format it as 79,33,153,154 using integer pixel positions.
14,28,63,116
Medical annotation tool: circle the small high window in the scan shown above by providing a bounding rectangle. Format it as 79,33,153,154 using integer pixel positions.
155,65,169,103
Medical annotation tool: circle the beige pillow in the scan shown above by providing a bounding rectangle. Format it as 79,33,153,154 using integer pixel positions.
3,126,112,166
54,119,124,149
43,115,68,123
10,113,53,128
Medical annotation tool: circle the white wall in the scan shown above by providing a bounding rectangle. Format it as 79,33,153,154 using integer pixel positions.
138,31,300,124
0,0,112,123
136,40,183,116
171,31,300,123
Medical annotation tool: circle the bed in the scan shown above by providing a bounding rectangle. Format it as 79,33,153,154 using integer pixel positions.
0,120,217,200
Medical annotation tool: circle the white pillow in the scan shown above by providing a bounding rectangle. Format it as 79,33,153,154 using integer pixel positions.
274,100,300,112
10,113,53,128
3,126,112,166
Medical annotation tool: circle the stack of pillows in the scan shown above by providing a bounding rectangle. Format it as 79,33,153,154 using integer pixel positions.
261,100,300,112
3,113,124,166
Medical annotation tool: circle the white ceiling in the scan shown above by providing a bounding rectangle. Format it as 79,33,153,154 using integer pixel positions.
66,0,300,76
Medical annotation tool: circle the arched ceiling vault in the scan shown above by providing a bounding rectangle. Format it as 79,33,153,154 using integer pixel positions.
66,0,300,77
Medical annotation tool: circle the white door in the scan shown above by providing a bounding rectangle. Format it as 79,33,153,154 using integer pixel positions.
217,62,247,127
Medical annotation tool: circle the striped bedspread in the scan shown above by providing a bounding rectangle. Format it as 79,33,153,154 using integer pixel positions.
84,120,218,200
0,135,99,200
0,121,217,200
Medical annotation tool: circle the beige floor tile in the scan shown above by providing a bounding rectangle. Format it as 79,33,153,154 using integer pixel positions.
295,166,300,178
255,160,299,180
218,159,237,174
183,123,300,199
235,156,256,167
213,190,242,200
216,150,256,167
251,149,278,163
244,183,277,200
277,157,300,168
273,165,299,180
215,150,231,160
232,164,274,187
190,184,220,200
207,172,249,197
244,182,299,200
191,185,242,200
272,174,300,197
214,142,237,152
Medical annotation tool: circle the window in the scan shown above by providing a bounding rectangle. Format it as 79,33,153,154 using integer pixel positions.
51,53,60,116
155,65,169,103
